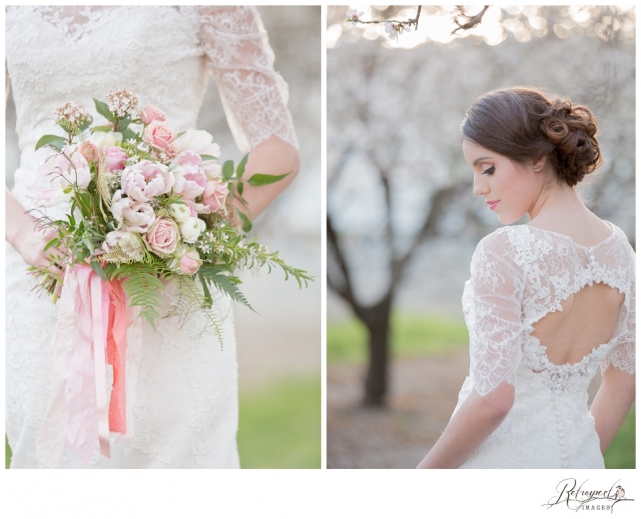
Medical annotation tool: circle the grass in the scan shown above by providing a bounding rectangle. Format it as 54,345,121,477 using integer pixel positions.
604,405,635,469
5,375,321,469
238,376,321,469
327,312,469,363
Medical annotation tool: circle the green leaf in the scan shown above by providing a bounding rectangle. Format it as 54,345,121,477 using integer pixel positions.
228,182,235,200
200,154,217,162
43,238,59,252
79,119,92,133
236,153,249,179
247,172,291,187
236,208,252,233
90,260,107,282
121,128,137,142
222,160,234,181
116,117,132,132
82,236,94,253
199,274,213,308
35,135,66,151
91,125,113,133
237,181,244,197
199,270,256,313
94,99,113,121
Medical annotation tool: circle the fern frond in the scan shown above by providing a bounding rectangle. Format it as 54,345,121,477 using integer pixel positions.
199,268,255,313
120,272,164,329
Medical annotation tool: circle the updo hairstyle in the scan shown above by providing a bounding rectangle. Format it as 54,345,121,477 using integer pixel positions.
461,87,601,187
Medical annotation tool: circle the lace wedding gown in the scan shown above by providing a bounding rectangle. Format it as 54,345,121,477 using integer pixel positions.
5,5,297,469
452,223,635,468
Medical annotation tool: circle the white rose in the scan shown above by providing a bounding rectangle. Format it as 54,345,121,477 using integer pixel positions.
172,129,220,157
89,131,123,149
180,216,206,243
169,203,191,223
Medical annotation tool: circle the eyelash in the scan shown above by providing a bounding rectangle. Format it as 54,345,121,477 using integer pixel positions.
482,166,495,175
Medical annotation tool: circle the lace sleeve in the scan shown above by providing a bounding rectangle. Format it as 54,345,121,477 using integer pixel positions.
601,245,635,375
468,232,526,396
190,6,298,153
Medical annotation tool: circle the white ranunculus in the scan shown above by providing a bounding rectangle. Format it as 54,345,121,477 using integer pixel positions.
172,129,220,157
180,216,206,243
89,131,123,149
169,203,191,223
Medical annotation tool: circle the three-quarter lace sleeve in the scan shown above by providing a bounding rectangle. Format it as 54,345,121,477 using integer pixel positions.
191,6,298,153
467,232,526,396
600,245,635,375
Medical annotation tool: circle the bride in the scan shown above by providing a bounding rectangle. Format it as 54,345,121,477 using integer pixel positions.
5,6,299,469
417,87,635,469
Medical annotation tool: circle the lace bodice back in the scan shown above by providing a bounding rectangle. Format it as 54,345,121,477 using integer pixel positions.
461,223,635,397
6,5,297,211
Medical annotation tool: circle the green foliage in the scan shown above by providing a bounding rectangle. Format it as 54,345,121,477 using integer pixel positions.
238,376,321,469
35,134,66,151
199,267,255,312
222,160,234,181
236,208,252,233
327,312,469,363
118,270,165,328
247,172,290,187
604,405,635,469
93,98,112,121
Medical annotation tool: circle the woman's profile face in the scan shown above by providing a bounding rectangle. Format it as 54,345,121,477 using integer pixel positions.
462,140,544,225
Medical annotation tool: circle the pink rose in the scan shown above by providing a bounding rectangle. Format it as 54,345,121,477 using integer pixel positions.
78,142,98,163
202,179,229,213
140,104,166,125
144,217,180,257
171,151,207,199
104,146,129,172
143,120,176,154
179,249,203,275
121,160,174,202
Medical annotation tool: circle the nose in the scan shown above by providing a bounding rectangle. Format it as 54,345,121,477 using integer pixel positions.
472,174,489,196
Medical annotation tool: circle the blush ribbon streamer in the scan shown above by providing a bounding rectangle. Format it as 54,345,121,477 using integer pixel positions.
35,264,140,468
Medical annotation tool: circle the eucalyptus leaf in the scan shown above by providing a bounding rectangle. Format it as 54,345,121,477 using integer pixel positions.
236,209,252,233
236,154,249,179
222,160,234,181
35,135,66,151
247,172,291,187
94,98,113,121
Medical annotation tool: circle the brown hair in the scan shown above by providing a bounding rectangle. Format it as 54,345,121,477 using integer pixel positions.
461,87,601,187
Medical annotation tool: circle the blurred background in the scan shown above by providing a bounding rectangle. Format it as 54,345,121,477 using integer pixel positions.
327,5,635,469
5,6,321,469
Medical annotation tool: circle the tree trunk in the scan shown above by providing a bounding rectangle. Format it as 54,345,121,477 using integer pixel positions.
362,292,393,407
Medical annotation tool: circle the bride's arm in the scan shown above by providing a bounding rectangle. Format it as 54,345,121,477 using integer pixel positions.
590,369,635,453
416,383,514,468
417,233,525,469
192,6,300,224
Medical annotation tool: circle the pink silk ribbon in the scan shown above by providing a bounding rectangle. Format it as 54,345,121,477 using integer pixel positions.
35,264,138,468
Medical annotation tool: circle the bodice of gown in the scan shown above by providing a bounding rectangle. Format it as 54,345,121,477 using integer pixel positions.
453,223,635,468
5,5,297,212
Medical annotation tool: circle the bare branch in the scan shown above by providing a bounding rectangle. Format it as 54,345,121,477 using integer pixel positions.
451,5,489,35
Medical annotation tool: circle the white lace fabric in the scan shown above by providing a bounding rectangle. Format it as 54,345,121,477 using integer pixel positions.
5,5,297,469
454,223,635,468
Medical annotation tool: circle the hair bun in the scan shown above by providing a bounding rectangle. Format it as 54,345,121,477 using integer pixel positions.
540,99,601,186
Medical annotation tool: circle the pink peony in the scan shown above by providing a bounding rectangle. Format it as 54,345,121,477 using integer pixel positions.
179,249,203,275
202,179,229,213
104,146,129,172
121,201,156,233
144,217,180,257
171,151,207,199
143,120,176,154
121,160,174,202
140,104,166,125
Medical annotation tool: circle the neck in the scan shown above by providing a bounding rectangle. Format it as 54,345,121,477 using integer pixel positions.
527,181,589,224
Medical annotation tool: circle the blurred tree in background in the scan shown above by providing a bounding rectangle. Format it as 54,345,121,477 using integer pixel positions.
327,5,635,407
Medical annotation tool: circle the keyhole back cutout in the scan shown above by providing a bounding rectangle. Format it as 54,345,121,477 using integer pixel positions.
530,282,624,365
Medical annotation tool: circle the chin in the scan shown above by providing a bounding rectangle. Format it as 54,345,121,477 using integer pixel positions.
497,212,521,225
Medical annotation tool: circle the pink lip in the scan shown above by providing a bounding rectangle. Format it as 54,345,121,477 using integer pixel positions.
487,200,499,211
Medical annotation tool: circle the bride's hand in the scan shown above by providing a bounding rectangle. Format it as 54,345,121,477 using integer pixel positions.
6,187,65,278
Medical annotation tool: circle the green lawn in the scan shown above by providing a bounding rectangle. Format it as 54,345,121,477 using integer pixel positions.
5,375,321,469
328,312,469,363
238,376,321,468
604,405,635,469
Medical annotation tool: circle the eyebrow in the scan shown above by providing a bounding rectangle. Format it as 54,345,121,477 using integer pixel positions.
472,156,493,166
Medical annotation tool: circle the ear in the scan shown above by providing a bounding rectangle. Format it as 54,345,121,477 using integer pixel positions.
531,156,547,172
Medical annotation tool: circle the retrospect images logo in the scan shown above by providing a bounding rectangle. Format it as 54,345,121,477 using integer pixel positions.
543,478,633,512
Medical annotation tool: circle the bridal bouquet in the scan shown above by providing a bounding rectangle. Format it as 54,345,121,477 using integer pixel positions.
29,88,311,467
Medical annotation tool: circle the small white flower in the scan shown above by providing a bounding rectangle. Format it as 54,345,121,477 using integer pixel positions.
346,9,364,24
169,203,191,223
180,216,206,243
